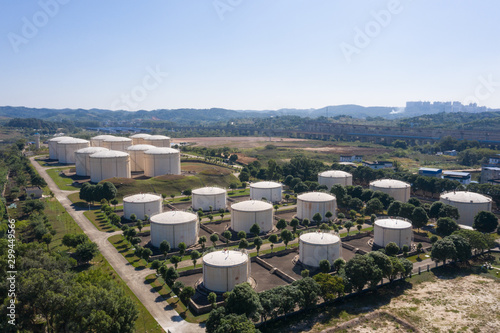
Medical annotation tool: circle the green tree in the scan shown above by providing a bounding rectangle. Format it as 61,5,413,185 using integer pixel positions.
215,313,258,333
431,238,456,264
129,213,137,222
412,207,428,232
253,237,263,255
312,212,323,224
75,241,99,265
301,269,310,278
160,240,171,258
313,273,345,301
368,251,393,280
183,188,192,198
237,230,246,240
208,292,217,309
42,233,53,251
162,266,179,287
141,248,152,262
190,250,200,268
385,242,400,256
473,211,498,233
225,282,263,320
290,218,299,234
238,239,249,249
344,221,354,234
178,242,187,256
135,220,143,233
387,200,402,216
345,254,383,291
179,286,196,306
281,229,293,248
292,277,321,309
276,218,288,231
365,198,383,215
302,218,310,228
170,255,181,270
172,281,184,295
319,259,331,273
436,217,460,236
249,223,260,237
222,230,232,245
198,236,207,251
110,198,119,208
219,208,225,221
269,234,278,243
333,258,346,271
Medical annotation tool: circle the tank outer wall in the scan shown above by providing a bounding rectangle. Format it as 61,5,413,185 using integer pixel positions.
101,140,132,152
123,199,162,220
299,240,341,267
250,186,282,203
440,198,492,227
369,184,410,202
89,155,131,183
296,199,337,221
150,219,198,248
318,174,353,189
231,207,274,233
203,260,249,292
373,224,412,248
143,153,181,177
192,192,227,211
57,141,90,164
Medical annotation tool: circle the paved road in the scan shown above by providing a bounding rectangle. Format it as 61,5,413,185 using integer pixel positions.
31,157,204,333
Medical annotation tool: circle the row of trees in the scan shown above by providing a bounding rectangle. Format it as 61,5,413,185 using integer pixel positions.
79,182,117,205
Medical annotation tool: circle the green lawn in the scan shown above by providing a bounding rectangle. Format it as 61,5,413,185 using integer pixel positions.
108,234,150,269
339,226,374,238
84,210,120,232
46,167,81,191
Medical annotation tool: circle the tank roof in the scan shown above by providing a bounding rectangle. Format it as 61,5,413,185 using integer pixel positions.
123,193,162,203
300,232,340,245
203,250,248,267
370,179,410,188
192,187,226,195
57,138,89,144
250,181,282,189
102,136,132,142
147,135,171,140
440,191,492,203
91,135,115,140
126,144,156,151
319,170,352,178
130,133,151,139
48,136,73,142
144,147,179,155
297,192,335,202
231,200,273,211
89,150,129,158
75,147,109,154
150,211,197,224
375,218,412,229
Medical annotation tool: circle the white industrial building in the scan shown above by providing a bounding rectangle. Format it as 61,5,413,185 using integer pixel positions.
130,133,152,145
48,136,73,160
101,136,133,152
123,193,163,220
192,187,227,211
440,191,493,227
126,144,156,172
369,179,411,202
150,211,199,248
231,200,274,234
90,135,116,147
318,170,353,189
56,138,90,164
75,147,109,176
143,135,171,147
296,192,337,222
143,147,181,177
202,250,250,292
89,150,131,183
299,232,342,268
249,181,282,203
373,218,413,248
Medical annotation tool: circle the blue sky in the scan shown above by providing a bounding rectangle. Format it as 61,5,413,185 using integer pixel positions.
1,0,499,111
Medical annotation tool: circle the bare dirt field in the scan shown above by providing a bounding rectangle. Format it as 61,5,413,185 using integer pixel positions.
172,137,308,148
299,145,390,156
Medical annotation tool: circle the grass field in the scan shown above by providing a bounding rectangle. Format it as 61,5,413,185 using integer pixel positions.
84,209,120,232
46,167,81,191
108,234,150,269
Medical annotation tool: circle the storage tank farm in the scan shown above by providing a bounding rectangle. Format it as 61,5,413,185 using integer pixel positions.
439,191,493,227
75,147,109,176
299,232,342,267
318,170,353,189
296,192,337,222
101,136,133,152
130,133,151,145
231,200,274,233
123,193,163,220
149,211,198,248
369,179,411,202
192,187,227,211
249,181,283,203
202,250,251,293
89,150,131,183
143,147,181,177
126,144,156,172
47,136,73,160
90,135,116,147
373,217,413,248
143,135,171,147
56,138,90,164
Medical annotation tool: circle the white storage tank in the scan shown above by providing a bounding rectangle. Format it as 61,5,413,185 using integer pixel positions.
101,136,133,152
299,232,342,267
203,250,250,292
130,133,151,145
250,181,283,203
440,191,493,227
48,136,73,160
126,144,156,172
75,147,109,176
90,135,116,147
192,187,227,211
374,218,413,248
143,135,171,147
231,200,274,233
56,138,90,164
89,150,131,183
296,192,337,222
123,193,163,220
150,211,198,248
318,170,353,189
370,179,411,202
143,147,181,177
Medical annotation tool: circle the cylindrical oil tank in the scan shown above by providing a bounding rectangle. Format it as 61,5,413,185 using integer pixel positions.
123,193,163,220
250,181,282,203
56,138,90,164
101,136,132,152
143,147,181,177
299,232,342,267
48,136,73,160
89,150,131,183
374,218,413,248
440,191,493,227
90,135,116,147
75,147,109,176
126,144,156,172
370,179,411,202
231,200,273,233
143,135,171,147
192,187,227,211
203,250,250,292
130,133,152,145
318,170,353,189
296,192,337,222
150,211,198,248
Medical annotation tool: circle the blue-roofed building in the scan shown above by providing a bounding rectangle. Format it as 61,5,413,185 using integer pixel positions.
418,167,442,178
442,171,471,185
